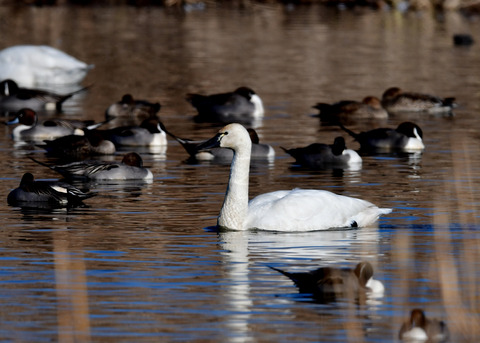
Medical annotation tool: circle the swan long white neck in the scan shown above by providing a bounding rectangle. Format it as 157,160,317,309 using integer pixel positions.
218,135,252,230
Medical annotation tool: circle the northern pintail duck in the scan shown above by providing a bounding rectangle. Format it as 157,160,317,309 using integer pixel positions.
381,87,456,114
0,79,89,112
399,309,449,342
197,123,391,231
270,261,384,302
39,131,116,159
340,121,425,152
6,108,105,141
0,45,93,87
98,117,167,147
105,94,161,121
314,96,388,124
165,126,274,162
7,172,95,208
186,86,264,123
31,152,153,181
282,137,362,170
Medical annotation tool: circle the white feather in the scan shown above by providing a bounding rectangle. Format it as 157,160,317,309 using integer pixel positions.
0,45,93,86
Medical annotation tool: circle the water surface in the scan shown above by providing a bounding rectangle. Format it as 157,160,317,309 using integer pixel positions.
0,3,480,342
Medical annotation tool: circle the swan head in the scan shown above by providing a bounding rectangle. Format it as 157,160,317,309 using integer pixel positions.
197,123,252,153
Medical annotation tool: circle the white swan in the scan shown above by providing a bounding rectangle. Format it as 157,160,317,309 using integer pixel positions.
199,123,391,231
0,45,93,87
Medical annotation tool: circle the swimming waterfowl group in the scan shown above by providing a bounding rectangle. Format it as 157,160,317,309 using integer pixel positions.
2,46,453,338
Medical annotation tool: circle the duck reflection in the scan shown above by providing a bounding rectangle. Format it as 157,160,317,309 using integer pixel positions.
269,261,384,305
217,227,383,341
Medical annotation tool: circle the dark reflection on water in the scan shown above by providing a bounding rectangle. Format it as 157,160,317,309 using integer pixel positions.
1,3,480,342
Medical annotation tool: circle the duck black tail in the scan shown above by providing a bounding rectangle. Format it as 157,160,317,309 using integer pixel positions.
269,266,293,278
337,122,360,141
442,97,456,108
161,125,204,157
56,84,93,111
28,156,54,171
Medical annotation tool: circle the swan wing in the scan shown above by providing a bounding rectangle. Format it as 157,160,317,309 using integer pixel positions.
246,189,390,231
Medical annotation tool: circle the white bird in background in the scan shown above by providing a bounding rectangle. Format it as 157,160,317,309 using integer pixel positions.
198,123,391,231
0,45,93,87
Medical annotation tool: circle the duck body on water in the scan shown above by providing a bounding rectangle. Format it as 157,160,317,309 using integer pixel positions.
282,137,362,170
399,309,449,342
186,87,264,123
39,131,116,159
382,87,456,114
0,79,88,113
7,172,95,208
105,94,161,124
270,261,384,302
31,152,152,181
5,108,101,141
198,123,391,231
340,121,425,152
98,117,167,147
314,96,388,124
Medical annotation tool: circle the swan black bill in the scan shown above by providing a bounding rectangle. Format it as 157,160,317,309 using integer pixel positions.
196,133,224,151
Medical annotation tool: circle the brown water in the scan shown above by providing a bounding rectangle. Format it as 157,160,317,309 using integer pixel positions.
1,3,480,342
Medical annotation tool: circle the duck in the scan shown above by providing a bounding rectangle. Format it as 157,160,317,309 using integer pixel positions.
197,123,391,231
0,79,89,113
381,87,456,114
98,117,167,147
186,86,264,123
39,131,116,159
270,261,384,301
282,137,362,170
0,45,93,87
30,152,153,181
164,126,274,162
399,309,449,342
314,96,388,124
7,172,95,208
105,94,161,121
5,108,105,142
339,121,425,152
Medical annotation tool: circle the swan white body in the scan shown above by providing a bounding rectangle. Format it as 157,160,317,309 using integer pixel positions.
0,45,93,86
202,123,391,231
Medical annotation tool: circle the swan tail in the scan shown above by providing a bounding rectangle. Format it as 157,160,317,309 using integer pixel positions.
354,207,392,227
